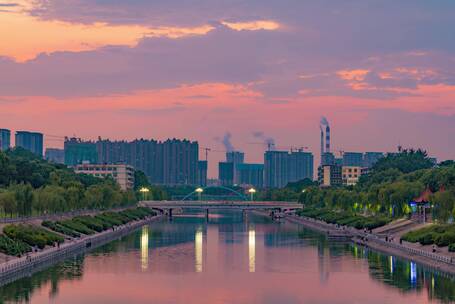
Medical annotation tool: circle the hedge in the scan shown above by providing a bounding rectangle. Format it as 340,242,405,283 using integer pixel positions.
3,224,64,249
42,220,81,238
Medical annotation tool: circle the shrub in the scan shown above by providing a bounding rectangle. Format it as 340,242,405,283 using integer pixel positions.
3,224,64,249
449,244,455,252
434,232,455,247
58,220,95,235
0,235,31,256
42,220,80,238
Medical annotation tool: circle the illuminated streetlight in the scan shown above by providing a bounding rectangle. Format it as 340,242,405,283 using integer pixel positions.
195,187,204,201
301,189,307,193
139,187,150,201
248,188,256,201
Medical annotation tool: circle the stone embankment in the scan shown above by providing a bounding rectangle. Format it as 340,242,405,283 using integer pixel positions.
285,214,455,275
0,214,163,286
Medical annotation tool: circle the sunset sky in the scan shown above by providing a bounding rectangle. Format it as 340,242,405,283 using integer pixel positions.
1,0,454,176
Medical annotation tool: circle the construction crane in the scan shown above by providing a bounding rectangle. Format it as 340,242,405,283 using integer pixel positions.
201,147,211,161
247,142,276,151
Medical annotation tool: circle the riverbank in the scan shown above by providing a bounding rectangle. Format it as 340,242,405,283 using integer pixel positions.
282,213,455,275
0,213,163,286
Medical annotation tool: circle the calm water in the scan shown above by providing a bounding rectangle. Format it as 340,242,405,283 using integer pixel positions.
1,211,455,304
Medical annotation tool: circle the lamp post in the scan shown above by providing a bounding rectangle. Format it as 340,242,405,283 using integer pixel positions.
248,188,256,201
139,187,150,201
195,187,204,201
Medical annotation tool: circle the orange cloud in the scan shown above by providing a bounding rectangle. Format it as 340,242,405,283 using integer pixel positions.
0,6,214,62
221,20,280,31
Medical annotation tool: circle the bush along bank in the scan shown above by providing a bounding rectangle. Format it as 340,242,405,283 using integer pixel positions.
0,207,157,258
296,207,391,230
42,207,156,238
401,224,455,250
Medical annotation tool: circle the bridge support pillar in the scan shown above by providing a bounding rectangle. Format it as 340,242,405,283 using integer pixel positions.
205,209,209,220
169,208,173,220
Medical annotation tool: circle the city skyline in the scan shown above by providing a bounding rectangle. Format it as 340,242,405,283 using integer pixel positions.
1,1,454,177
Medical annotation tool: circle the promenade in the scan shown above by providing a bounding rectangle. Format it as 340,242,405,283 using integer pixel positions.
0,214,163,286
285,214,455,275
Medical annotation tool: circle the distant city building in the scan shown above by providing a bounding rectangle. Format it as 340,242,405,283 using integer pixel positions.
321,152,335,166
0,129,11,151
289,151,314,182
318,165,342,187
264,150,313,188
45,148,64,164
74,164,134,190
264,151,290,188
342,166,362,186
197,160,208,186
15,131,43,156
226,151,244,164
363,152,384,168
64,137,98,166
235,163,264,188
219,162,234,186
342,152,364,167
95,138,199,185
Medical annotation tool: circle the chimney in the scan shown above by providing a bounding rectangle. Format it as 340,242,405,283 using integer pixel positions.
320,126,324,162
325,125,330,153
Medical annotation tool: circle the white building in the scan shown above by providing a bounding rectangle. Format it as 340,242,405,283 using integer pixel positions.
74,164,135,190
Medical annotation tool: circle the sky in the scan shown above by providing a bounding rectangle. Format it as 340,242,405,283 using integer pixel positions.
0,0,454,177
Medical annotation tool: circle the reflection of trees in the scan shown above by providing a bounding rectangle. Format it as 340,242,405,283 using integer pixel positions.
0,256,84,303
348,244,455,303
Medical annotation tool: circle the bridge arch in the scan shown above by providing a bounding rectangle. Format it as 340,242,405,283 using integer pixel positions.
180,185,248,201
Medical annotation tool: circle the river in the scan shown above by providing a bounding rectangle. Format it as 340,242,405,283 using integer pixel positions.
1,211,455,303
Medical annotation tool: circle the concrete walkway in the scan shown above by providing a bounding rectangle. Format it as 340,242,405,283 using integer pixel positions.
286,214,455,275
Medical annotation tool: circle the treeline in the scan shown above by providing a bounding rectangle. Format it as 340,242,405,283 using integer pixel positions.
300,149,455,221
0,148,137,217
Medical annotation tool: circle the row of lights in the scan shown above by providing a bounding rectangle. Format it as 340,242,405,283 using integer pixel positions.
138,186,258,201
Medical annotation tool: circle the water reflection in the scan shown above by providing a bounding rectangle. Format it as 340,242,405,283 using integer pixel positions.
140,225,149,271
2,211,455,303
195,227,203,273
248,228,256,273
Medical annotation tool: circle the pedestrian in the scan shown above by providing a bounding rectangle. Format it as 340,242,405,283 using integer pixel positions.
432,245,436,253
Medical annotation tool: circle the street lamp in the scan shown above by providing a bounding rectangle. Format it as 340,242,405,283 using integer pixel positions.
248,188,256,201
195,187,204,201
139,187,150,201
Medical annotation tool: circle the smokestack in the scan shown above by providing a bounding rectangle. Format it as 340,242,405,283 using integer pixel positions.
325,125,330,153
320,126,324,161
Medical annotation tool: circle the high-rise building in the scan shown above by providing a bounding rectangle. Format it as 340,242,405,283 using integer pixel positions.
363,152,384,168
235,163,264,188
0,129,11,151
264,150,314,188
45,148,65,164
264,151,290,188
342,152,364,167
219,162,234,186
15,131,43,156
64,137,98,166
92,138,199,185
289,151,313,181
321,152,336,166
197,160,208,186
226,151,244,164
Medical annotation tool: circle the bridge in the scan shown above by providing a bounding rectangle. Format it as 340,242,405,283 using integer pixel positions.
140,200,303,218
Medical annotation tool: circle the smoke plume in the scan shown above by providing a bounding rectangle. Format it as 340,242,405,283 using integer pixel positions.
253,131,275,150
222,132,235,152
320,116,329,126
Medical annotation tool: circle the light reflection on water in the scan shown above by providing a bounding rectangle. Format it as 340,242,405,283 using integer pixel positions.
1,210,455,304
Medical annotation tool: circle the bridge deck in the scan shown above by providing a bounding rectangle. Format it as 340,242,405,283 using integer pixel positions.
141,201,303,210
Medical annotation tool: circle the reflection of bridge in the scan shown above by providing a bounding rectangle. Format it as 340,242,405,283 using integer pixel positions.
140,201,303,217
